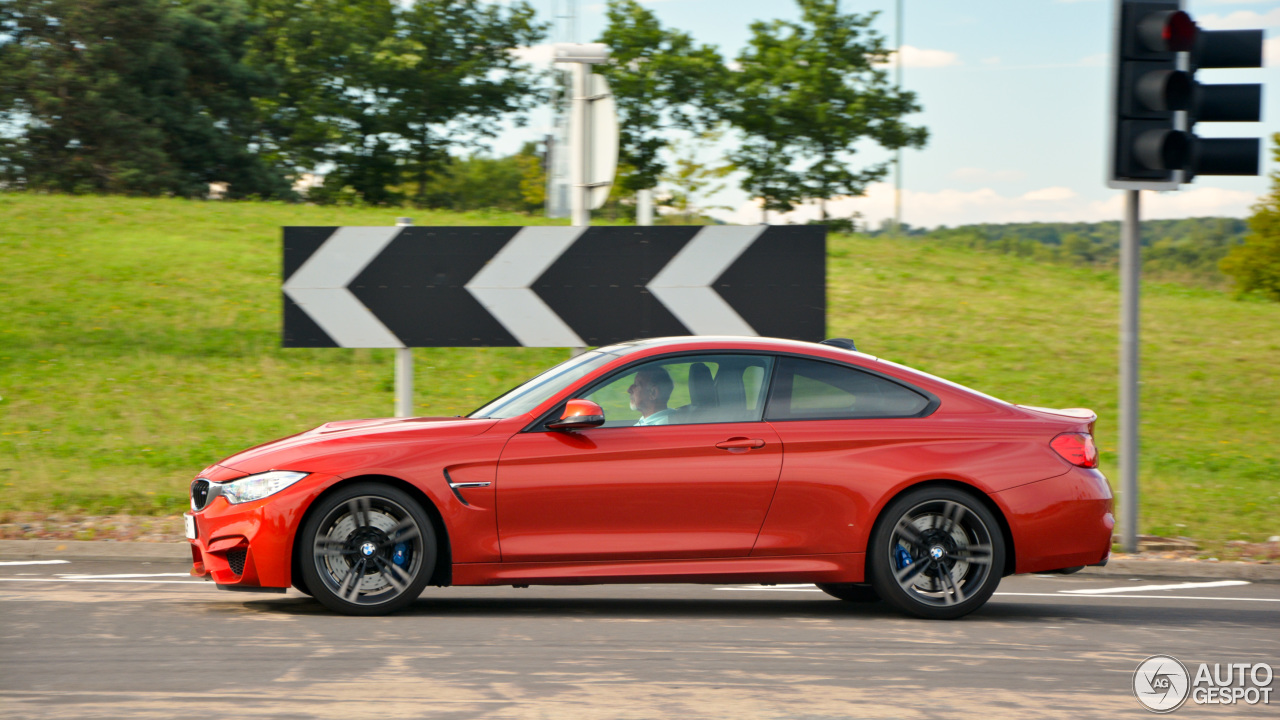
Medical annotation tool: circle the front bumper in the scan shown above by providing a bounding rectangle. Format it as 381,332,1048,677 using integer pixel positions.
187,469,340,589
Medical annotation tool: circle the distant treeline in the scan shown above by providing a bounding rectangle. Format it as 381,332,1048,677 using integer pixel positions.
886,217,1248,287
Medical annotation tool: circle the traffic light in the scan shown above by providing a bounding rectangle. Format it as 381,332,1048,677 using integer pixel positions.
1107,0,1264,189
1188,26,1263,177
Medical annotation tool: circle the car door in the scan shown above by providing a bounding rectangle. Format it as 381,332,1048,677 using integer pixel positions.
752,355,940,556
495,354,781,562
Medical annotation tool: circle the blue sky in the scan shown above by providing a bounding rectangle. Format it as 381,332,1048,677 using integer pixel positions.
497,0,1280,228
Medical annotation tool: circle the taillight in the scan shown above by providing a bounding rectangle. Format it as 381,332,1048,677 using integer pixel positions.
1051,433,1099,468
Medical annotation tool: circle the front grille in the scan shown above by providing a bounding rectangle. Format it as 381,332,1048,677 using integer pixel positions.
226,548,246,576
190,479,210,511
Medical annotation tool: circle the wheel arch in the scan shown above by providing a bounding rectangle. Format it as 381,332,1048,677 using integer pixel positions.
863,478,1017,579
291,473,453,588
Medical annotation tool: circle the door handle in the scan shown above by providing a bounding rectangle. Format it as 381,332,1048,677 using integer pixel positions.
715,437,766,450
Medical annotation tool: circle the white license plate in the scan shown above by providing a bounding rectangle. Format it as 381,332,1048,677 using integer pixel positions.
184,513,197,540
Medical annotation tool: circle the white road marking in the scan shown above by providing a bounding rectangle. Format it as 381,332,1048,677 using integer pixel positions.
994,592,1279,603
0,578,205,585
0,560,70,567
717,586,823,592
1061,580,1250,595
714,584,1277,603
57,573,191,580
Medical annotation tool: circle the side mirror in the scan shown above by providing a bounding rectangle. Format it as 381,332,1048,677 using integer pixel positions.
546,399,606,430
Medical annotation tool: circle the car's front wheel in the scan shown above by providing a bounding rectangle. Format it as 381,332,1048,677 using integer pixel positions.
868,486,1005,620
299,483,436,616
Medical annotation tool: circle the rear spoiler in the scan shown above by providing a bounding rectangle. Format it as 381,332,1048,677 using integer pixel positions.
1017,405,1097,434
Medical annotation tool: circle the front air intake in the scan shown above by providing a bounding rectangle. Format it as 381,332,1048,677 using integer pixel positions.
226,548,246,576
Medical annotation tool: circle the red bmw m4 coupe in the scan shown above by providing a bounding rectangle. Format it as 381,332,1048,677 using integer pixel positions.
185,336,1113,619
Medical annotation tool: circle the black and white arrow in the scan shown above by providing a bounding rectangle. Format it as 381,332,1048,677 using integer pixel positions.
282,225,825,348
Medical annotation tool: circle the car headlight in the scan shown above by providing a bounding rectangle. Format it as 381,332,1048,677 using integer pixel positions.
222,470,309,504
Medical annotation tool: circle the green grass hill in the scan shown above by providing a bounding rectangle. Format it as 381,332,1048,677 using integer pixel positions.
1,193,1277,554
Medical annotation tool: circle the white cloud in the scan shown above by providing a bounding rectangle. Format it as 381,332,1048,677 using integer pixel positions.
875,45,962,69
708,182,1258,229
1078,53,1108,67
1021,186,1077,201
980,56,1002,66
1197,8,1280,29
950,167,1027,183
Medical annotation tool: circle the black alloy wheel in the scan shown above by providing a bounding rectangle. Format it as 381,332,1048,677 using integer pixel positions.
868,486,1005,620
815,583,881,603
299,483,436,616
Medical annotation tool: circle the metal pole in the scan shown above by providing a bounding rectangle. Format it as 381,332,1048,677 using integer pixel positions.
1120,190,1140,553
569,63,590,357
893,0,903,237
394,217,414,418
570,63,591,228
637,189,653,226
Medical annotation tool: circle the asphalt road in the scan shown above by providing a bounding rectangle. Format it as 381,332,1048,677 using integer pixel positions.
1,558,1277,720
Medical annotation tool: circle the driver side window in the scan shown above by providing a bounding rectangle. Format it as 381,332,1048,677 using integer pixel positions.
581,355,774,427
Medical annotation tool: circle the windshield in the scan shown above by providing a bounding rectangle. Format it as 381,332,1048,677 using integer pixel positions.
469,351,619,419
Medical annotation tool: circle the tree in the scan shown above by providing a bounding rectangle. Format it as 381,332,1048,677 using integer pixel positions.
515,141,547,212
245,0,397,201
247,0,545,206
723,0,927,218
1221,134,1280,302
0,0,291,197
596,0,726,195
658,131,733,223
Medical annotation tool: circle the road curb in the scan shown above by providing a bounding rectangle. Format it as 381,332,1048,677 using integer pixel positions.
1081,558,1280,582
0,539,189,561
2,540,1278,581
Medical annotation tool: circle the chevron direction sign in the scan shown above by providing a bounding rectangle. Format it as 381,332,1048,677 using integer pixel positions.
283,225,825,348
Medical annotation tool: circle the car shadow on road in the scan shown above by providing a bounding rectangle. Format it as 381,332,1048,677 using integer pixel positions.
243,593,1280,627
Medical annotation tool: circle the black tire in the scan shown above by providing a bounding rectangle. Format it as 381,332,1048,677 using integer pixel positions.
291,577,313,596
299,482,436,616
816,583,881,603
868,486,1005,620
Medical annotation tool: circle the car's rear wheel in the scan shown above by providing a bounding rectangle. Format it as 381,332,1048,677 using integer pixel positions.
816,583,881,603
868,486,1004,620
299,483,436,616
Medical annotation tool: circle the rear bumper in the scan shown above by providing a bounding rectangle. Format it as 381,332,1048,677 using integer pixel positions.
997,466,1114,574
187,472,339,588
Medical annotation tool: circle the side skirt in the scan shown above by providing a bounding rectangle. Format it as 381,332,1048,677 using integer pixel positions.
450,553,865,586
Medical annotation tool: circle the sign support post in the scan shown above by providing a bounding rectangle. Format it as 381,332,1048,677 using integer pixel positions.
394,216,414,418
570,61,591,229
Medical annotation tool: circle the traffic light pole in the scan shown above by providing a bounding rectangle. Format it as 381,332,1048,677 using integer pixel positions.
1120,190,1140,554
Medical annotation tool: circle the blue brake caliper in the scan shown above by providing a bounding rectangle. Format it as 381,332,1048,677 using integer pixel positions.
392,543,408,566
894,544,913,570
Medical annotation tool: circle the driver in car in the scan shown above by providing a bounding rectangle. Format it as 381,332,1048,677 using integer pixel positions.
628,368,675,426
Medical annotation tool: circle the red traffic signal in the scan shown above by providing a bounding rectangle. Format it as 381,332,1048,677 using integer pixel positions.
1138,10,1196,52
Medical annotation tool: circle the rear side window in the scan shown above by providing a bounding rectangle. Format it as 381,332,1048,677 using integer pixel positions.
765,357,930,421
